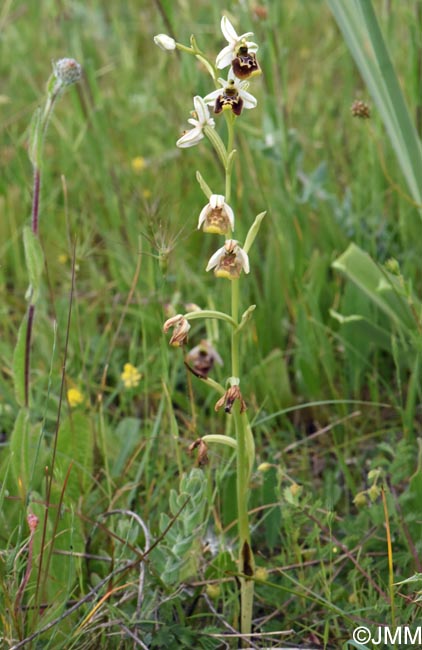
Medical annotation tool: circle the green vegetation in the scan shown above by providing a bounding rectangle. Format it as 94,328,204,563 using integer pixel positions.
1,1,422,648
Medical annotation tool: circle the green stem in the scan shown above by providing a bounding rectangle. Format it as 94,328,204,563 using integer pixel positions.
184,309,237,328
225,112,255,636
225,113,235,202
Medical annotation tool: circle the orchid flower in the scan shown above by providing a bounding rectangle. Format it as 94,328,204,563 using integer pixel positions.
216,16,258,70
203,71,257,116
176,96,215,148
198,194,235,234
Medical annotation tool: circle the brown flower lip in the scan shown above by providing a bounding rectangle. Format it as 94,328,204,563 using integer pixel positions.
231,48,261,80
185,340,223,378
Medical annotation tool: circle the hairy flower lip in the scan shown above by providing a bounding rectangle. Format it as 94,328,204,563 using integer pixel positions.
203,71,257,115
216,16,258,70
176,96,215,148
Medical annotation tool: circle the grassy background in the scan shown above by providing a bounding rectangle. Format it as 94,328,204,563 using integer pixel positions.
1,0,422,648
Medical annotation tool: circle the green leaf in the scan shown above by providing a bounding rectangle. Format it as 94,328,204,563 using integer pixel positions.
28,107,42,166
23,226,44,303
54,412,94,500
13,314,28,407
332,243,417,333
195,170,212,199
243,211,266,254
9,409,30,492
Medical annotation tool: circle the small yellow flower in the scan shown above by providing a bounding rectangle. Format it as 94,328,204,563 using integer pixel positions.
142,189,152,199
121,363,142,389
67,388,84,408
131,156,147,173
58,253,68,264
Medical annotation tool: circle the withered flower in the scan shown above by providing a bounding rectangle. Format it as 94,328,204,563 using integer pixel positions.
185,340,223,378
188,438,209,466
215,385,247,414
163,314,191,347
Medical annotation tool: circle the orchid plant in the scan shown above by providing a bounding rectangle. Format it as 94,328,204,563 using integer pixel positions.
155,15,265,639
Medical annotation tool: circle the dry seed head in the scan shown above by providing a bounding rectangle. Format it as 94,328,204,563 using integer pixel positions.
351,100,371,119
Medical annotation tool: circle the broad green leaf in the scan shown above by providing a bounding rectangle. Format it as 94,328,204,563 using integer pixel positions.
9,408,30,493
54,412,94,501
13,314,28,407
23,226,44,303
333,243,417,332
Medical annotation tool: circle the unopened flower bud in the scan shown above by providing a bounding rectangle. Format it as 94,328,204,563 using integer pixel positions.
154,34,176,51
353,491,368,508
255,566,269,581
206,583,221,599
27,513,39,533
368,484,381,502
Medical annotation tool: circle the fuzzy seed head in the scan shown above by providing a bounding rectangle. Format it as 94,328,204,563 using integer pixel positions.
53,58,82,86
